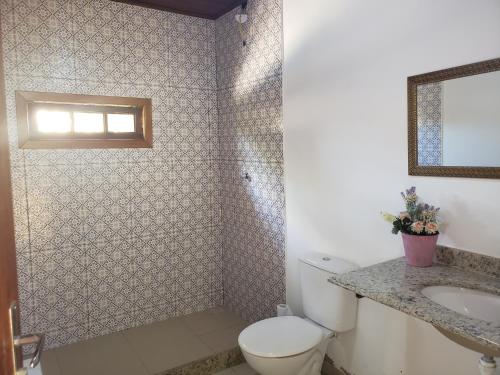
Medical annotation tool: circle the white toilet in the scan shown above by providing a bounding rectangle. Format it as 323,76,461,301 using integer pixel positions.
238,252,359,375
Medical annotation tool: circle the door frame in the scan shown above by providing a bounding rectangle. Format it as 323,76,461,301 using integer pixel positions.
0,18,21,375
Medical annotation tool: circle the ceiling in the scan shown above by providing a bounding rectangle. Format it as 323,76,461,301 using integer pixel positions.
112,0,244,20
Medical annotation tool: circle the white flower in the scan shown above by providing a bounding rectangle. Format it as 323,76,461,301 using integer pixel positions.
399,212,410,220
411,221,425,234
381,212,396,223
425,222,439,234
405,193,417,203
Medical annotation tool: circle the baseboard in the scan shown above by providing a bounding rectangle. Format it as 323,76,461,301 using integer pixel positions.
322,355,353,375
161,348,350,375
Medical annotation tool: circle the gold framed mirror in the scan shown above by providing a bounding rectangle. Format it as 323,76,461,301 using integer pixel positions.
408,58,500,179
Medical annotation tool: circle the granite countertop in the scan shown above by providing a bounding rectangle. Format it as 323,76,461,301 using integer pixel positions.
328,256,500,352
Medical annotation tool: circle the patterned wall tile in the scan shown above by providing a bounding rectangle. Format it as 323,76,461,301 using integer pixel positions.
218,75,283,135
218,161,285,322
31,245,88,339
0,0,18,77
215,6,244,89
149,84,171,122
168,15,212,89
86,238,137,337
219,161,238,228
73,0,125,83
216,0,282,89
81,163,132,243
128,161,174,239
9,167,30,251
169,86,210,127
26,164,86,251
2,0,284,349
218,132,283,163
14,0,75,79
132,234,178,309
417,82,442,166
15,251,35,335
2,0,223,348
225,162,285,258
4,76,24,167
245,0,282,81
44,324,88,348
133,301,177,328
210,226,224,292
123,5,169,86
216,0,285,323
172,227,222,301
207,20,217,90
168,159,221,233
154,86,214,160
217,74,283,164
177,292,218,316
208,89,219,157
236,161,285,221
223,218,285,322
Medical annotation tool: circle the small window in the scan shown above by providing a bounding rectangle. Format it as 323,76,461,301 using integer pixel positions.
16,91,152,149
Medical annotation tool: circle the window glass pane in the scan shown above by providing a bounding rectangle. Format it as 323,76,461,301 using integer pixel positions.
74,112,104,133
107,113,135,133
36,110,71,133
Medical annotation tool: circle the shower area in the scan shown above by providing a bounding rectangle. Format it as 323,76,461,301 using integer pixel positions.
1,0,284,373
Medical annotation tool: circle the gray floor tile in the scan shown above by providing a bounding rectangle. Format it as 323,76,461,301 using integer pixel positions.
213,368,236,375
198,324,246,353
40,350,61,375
53,332,148,375
51,341,90,375
39,308,244,375
214,364,258,375
123,316,213,374
232,363,259,375
182,307,247,335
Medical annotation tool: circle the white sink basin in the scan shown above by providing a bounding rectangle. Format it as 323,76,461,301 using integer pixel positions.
421,285,500,324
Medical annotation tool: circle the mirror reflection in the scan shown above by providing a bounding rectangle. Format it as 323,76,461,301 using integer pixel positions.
417,70,500,167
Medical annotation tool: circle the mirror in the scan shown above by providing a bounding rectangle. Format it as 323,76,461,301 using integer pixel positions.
408,58,500,178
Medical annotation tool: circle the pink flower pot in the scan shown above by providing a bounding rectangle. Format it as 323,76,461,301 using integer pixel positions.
401,233,438,267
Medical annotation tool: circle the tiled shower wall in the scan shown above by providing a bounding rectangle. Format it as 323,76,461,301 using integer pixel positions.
216,0,286,322
1,0,222,348
1,0,285,347
417,82,443,166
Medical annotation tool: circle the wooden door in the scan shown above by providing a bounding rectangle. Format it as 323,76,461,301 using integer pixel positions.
0,20,20,375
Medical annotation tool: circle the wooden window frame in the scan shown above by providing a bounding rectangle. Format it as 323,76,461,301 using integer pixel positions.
15,91,152,149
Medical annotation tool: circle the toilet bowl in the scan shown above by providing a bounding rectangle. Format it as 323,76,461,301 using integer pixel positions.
238,252,359,375
238,316,332,375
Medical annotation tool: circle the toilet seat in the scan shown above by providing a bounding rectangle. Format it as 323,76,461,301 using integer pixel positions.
238,316,323,358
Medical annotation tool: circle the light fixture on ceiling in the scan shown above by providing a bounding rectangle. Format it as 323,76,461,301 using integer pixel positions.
235,0,248,46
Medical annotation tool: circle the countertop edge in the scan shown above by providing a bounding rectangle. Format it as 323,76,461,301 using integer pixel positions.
328,258,500,352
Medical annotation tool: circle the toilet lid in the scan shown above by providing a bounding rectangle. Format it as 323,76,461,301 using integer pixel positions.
238,316,323,358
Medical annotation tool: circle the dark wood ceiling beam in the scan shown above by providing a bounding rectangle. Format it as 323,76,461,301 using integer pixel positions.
112,0,244,20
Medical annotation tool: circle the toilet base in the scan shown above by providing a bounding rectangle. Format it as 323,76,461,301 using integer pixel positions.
242,335,331,375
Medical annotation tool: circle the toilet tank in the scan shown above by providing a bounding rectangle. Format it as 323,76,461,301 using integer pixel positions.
299,252,359,332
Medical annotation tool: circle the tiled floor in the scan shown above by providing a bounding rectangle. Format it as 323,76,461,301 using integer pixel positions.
40,307,248,375
214,363,258,375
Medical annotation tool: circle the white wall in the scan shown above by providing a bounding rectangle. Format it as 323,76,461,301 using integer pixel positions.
442,71,500,166
283,0,500,374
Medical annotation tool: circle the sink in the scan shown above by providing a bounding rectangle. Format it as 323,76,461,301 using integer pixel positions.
421,286,500,324
421,285,500,357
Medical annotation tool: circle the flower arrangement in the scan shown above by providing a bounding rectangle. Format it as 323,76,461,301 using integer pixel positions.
382,186,440,236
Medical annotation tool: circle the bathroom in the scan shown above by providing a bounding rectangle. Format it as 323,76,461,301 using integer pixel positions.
0,0,498,374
